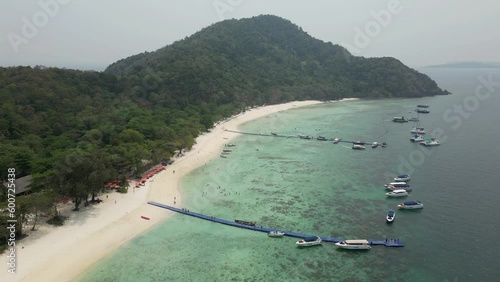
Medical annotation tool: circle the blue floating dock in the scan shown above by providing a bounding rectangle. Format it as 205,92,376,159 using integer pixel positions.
147,201,404,247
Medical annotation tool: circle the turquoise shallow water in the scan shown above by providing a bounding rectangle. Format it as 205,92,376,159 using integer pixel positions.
78,68,500,282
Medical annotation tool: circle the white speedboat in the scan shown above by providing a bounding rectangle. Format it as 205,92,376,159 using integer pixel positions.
352,145,366,150
392,117,408,123
410,127,426,134
386,210,395,223
335,240,371,250
398,201,423,209
333,138,341,144
394,174,410,182
296,236,322,247
421,138,441,146
268,231,285,237
410,134,425,142
385,189,409,197
384,182,406,187
371,142,378,148
386,183,412,191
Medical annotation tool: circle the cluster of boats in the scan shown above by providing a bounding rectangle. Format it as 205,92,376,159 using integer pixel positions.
293,236,372,250
295,135,388,150
383,174,424,223
220,143,236,158
351,140,387,150
267,232,372,250
392,105,441,146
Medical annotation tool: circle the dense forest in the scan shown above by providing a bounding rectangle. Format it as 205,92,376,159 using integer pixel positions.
0,15,449,248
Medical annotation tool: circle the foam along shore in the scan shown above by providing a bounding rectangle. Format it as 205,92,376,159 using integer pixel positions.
4,99,354,282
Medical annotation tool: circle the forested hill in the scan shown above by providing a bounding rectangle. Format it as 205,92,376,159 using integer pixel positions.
106,14,449,105
0,15,449,219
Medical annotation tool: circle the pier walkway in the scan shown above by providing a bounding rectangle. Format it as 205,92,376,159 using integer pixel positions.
223,129,379,144
148,201,404,247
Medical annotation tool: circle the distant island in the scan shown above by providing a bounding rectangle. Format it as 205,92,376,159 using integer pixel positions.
426,61,500,68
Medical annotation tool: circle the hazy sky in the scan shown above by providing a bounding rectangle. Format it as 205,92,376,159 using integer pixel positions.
1,0,499,71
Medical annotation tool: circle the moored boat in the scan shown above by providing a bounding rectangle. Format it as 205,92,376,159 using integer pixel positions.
420,138,441,146
298,134,313,139
333,138,341,144
352,144,366,150
417,104,430,108
410,127,426,134
410,134,426,142
387,184,412,191
296,236,322,247
415,108,430,113
335,239,371,250
386,210,395,223
234,219,256,226
392,116,408,123
371,142,379,148
384,182,406,187
353,140,366,145
381,142,387,147
268,231,285,237
385,189,409,197
394,174,411,182
397,200,423,209
317,136,327,141
408,117,420,122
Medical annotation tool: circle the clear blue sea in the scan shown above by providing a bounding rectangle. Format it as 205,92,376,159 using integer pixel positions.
78,68,500,282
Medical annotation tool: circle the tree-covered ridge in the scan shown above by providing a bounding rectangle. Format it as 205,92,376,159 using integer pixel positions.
106,15,449,105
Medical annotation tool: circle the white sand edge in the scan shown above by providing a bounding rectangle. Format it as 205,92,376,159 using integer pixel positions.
2,99,356,282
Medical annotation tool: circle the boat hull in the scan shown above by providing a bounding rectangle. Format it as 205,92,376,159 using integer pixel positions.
398,205,423,209
386,185,412,191
296,240,322,247
335,243,371,250
421,141,440,146
234,220,256,226
385,191,409,197
268,231,285,237
352,145,366,150
394,175,410,182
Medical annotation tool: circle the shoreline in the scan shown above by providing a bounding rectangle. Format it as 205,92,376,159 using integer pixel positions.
3,99,356,282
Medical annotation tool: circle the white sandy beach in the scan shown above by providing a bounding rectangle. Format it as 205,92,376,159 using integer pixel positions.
1,99,349,282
